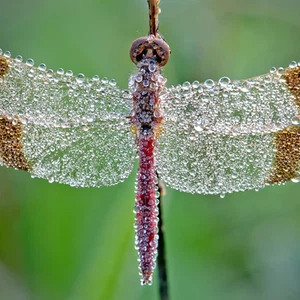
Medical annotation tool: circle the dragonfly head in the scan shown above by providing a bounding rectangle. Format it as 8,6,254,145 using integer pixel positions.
130,35,170,67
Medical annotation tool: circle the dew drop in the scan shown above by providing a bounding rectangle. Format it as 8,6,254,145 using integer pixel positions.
4,51,11,58
149,240,156,248
26,58,34,66
11,118,18,125
277,67,284,75
194,124,203,132
76,73,85,83
66,70,73,77
204,79,214,88
101,77,108,84
291,116,300,125
109,79,117,86
182,81,191,90
289,61,297,68
150,82,156,89
135,74,143,82
143,80,149,87
86,115,95,123
15,55,23,62
92,75,99,81
38,63,47,71
192,80,200,89
240,82,249,92
291,177,300,183
133,205,138,213
46,69,53,78
148,62,156,72
57,68,64,75
219,76,231,87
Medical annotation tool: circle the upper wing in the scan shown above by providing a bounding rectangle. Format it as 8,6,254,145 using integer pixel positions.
0,50,136,187
157,63,300,195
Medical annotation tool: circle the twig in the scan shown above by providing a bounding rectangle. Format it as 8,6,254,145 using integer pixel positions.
157,174,169,300
148,0,161,37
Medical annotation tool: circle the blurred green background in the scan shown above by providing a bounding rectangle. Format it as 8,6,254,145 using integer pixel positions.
1,0,300,299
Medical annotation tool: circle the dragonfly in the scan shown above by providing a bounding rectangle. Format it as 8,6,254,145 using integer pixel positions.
0,0,300,286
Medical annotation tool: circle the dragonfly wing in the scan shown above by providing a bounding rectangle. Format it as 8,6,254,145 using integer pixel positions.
0,51,136,187
157,64,300,194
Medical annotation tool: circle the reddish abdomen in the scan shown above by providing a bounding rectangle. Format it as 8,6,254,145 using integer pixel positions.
135,129,158,285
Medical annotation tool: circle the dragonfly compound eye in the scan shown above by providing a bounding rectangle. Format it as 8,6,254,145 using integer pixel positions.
130,36,170,66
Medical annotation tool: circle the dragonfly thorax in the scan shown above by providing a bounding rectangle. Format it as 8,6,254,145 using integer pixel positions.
129,36,167,140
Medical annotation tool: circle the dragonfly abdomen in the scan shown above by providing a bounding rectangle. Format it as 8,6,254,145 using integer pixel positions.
135,129,158,285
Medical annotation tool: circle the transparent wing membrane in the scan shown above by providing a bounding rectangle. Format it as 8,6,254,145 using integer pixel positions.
157,130,275,195
0,51,136,187
157,69,299,194
0,51,131,126
162,72,296,136
23,121,135,187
